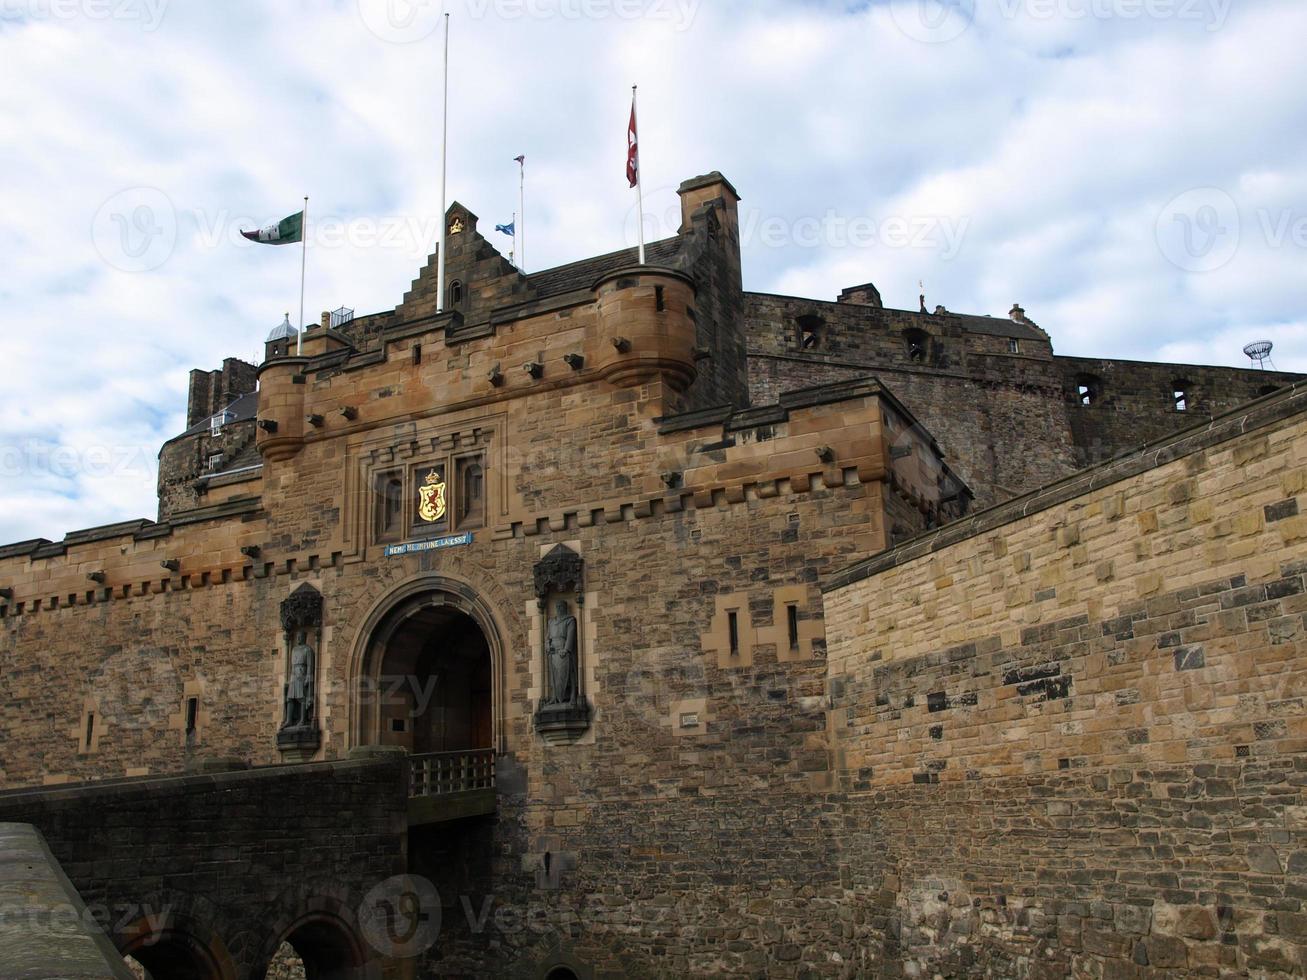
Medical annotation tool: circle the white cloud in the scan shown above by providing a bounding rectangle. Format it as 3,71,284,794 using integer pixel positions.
0,0,1303,543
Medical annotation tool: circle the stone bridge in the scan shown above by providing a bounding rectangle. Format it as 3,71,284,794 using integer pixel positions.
0,750,497,979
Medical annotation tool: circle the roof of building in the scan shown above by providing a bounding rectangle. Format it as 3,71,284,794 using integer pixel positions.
176,390,259,439
949,312,1046,342
525,236,683,299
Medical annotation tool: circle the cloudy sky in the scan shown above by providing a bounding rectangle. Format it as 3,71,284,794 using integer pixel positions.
1,0,1304,544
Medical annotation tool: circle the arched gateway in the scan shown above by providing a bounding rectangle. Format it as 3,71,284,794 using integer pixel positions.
348,576,506,755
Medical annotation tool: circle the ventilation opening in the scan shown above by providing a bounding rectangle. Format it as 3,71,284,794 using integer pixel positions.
796,314,824,350
1173,382,1190,412
903,328,929,363
1076,375,1102,407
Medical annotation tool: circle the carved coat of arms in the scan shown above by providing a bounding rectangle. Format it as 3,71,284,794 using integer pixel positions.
418,469,447,523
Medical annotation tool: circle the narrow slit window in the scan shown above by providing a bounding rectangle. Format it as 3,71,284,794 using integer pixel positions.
412,343,422,366
655,286,666,312
787,604,800,651
84,712,95,750
185,697,198,734
728,610,740,657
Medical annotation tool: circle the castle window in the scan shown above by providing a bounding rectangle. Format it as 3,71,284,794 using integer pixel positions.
185,697,198,735
376,474,404,542
728,610,740,657
207,452,225,473
1076,375,1102,407
903,328,929,363
84,712,95,751
448,279,464,308
796,314,823,350
209,410,235,437
655,285,666,312
1008,339,1020,354
456,456,485,529
1173,382,1190,412
787,604,800,651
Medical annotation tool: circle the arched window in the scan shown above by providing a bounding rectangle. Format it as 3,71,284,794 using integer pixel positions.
449,279,464,308
903,328,929,363
457,458,484,528
376,474,404,541
796,314,824,350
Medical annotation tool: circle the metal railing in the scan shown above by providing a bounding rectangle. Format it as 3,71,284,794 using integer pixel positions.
408,749,496,799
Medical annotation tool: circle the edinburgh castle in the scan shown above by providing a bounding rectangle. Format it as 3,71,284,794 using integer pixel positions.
1,172,1305,979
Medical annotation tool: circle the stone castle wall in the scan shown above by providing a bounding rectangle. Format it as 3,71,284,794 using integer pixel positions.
822,383,1307,977
743,292,1301,507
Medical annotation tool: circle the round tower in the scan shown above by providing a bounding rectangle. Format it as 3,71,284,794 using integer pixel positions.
592,267,698,392
257,316,308,462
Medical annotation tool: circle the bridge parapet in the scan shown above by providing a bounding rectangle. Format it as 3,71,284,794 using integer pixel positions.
407,749,496,826
0,822,134,979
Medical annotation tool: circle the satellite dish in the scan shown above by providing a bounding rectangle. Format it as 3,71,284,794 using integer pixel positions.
1243,341,1273,369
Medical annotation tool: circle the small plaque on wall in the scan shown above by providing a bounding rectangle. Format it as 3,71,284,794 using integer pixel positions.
384,532,473,558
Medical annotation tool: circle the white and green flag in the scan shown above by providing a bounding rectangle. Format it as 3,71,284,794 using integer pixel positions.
241,210,304,245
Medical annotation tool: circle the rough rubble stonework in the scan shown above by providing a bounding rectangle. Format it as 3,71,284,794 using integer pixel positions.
0,170,1303,978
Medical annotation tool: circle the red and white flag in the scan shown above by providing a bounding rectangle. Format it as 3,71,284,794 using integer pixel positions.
626,98,639,189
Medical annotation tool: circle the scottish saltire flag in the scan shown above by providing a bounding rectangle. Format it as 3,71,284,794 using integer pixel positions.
495,221,515,237
241,211,304,245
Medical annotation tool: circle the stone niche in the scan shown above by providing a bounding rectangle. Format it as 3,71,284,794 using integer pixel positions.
276,583,323,761
533,545,592,744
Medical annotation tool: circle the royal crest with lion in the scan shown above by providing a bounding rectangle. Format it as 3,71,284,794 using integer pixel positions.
418,469,447,523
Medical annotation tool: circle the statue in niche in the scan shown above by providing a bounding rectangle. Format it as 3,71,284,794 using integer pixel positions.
545,600,578,707
281,630,316,729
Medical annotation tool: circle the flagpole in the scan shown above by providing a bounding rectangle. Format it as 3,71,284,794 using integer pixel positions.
518,155,526,272
436,12,450,314
298,195,308,355
633,85,646,266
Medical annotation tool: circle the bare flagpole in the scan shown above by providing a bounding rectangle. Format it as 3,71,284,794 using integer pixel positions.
633,85,646,266
297,195,308,355
518,155,526,272
436,13,451,313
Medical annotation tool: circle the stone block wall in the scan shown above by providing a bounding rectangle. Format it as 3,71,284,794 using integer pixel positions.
822,383,1307,977
0,758,407,978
